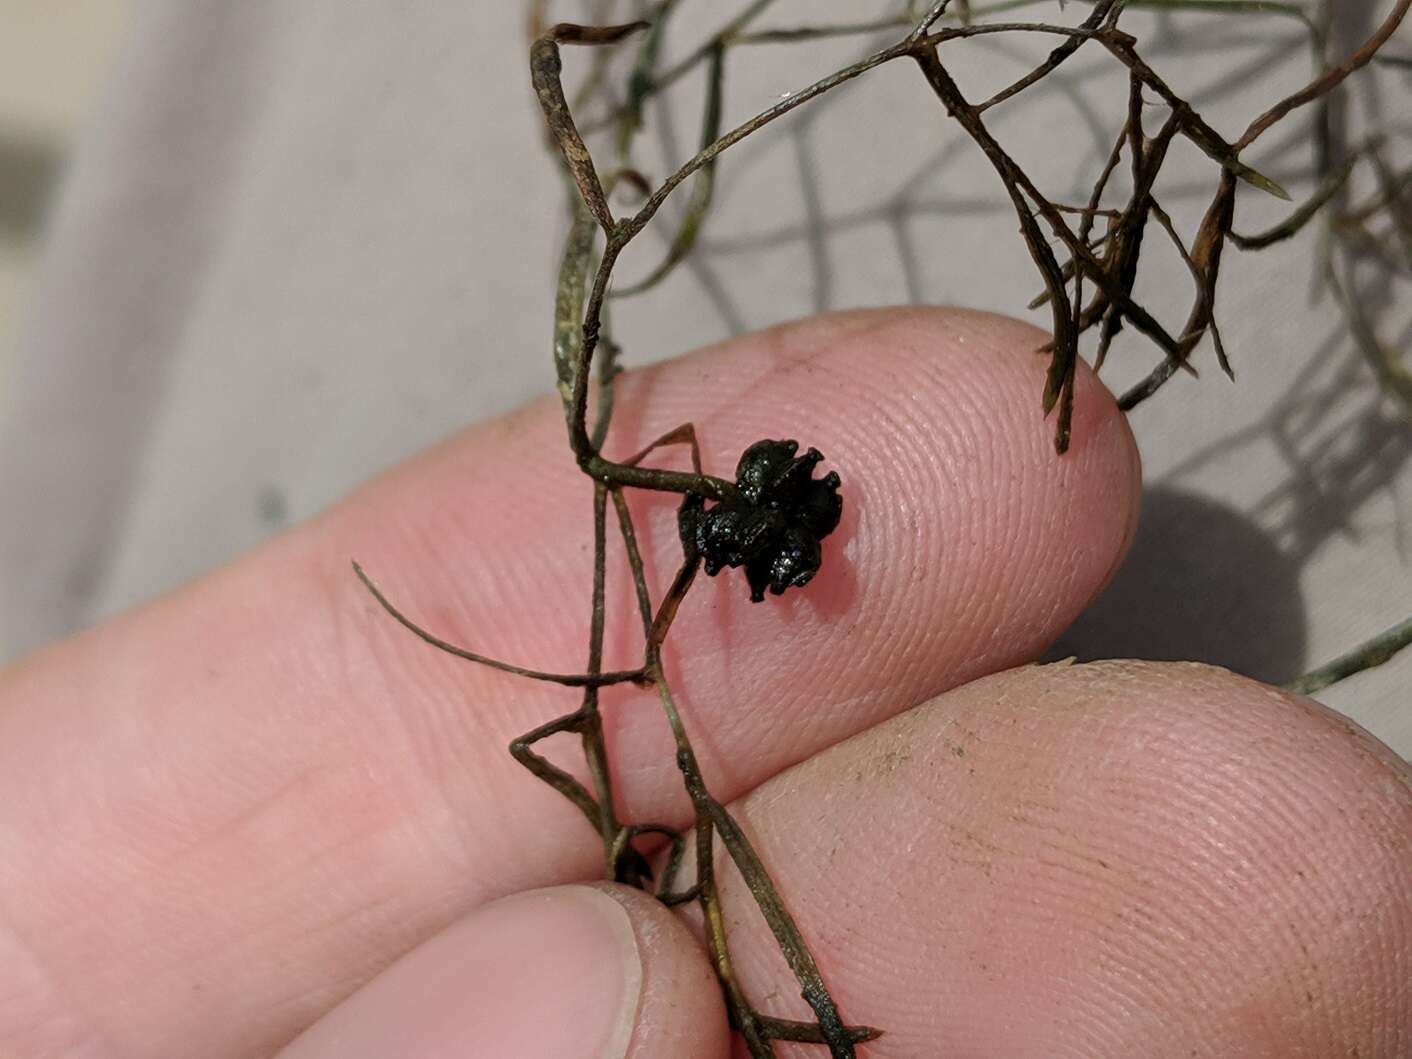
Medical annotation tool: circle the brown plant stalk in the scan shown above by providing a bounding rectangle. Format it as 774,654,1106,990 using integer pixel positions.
355,2,1411,1053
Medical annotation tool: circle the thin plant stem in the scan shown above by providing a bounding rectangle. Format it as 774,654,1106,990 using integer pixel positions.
1287,615,1412,695
362,2,1412,1052
351,561,647,688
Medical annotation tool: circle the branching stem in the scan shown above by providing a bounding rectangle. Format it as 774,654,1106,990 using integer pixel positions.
359,2,1409,1053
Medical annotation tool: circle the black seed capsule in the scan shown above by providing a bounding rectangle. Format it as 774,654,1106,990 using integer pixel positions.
679,439,842,602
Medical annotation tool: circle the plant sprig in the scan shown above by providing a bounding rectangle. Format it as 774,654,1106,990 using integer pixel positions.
355,2,1409,1053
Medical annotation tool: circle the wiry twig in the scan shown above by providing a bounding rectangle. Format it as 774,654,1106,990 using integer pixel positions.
1236,0,1411,151
1288,615,1412,695
357,0,1410,1052
1231,155,1358,250
351,561,647,688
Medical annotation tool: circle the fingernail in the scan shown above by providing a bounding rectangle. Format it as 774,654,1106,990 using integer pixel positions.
281,885,643,1059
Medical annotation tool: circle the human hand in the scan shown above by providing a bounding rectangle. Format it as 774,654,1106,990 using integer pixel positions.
1,308,1406,1058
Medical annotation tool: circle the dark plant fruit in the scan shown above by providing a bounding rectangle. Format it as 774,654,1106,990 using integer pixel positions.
679,439,843,602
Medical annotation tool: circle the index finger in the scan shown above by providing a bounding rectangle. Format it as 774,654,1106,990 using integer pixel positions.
0,307,1140,1057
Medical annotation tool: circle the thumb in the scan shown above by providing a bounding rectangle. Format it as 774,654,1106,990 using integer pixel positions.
277,885,729,1059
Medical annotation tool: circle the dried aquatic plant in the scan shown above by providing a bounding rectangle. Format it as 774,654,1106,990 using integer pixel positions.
355,1,1410,1053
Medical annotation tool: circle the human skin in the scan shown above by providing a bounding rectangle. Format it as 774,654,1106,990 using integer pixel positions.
0,308,1406,1058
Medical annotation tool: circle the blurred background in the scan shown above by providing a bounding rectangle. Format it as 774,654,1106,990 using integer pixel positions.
0,2,132,371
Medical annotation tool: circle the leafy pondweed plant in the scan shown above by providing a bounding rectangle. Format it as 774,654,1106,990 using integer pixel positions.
355,2,1411,1053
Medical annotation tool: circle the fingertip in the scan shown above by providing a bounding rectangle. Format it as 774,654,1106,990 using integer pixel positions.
715,659,1411,1057
1000,660,1412,1056
636,305,1146,763
592,885,733,1059
277,884,729,1059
